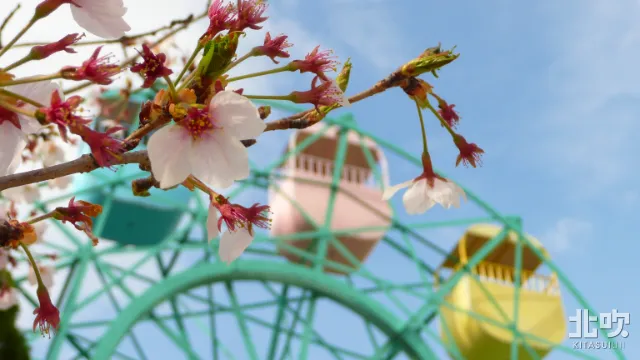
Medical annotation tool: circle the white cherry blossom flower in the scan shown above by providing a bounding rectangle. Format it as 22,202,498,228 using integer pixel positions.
206,205,255,264
2,184,41,203
34,222,49,241
37,140,66,167
147,91,265,189
383,176,466,214
49,176,73,190
70,0,131,39
0,289,18,310
0,81,60,176
28,265,54,288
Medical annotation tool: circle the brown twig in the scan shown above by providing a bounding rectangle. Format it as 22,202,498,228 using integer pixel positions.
0,151,148,192
0,46,441,192
264,67,406,131
0,4,21,49
0,140,256,192
13,13,203,49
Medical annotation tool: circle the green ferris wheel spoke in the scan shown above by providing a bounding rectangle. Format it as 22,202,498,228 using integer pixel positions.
261,282,346,360
225,281,260,360
75,221,196,309
314,127,350,271
100,260,200,359
266,284,289,360
68,332,135,360
207,284,220,360
278,290,306,360
92,260,148,360
298,293,319,359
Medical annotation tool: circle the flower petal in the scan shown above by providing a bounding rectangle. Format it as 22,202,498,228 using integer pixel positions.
190,132,250,189
6,81,60,134
382,179,413,200
219,229,254,264
206,204,220,241
71,0,130,39
147,125,192,189
403,179,436,214
0,124,26,176
0,289,18,310
210,91,265,140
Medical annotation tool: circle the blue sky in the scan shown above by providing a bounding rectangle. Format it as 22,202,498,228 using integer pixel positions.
2,0,638,359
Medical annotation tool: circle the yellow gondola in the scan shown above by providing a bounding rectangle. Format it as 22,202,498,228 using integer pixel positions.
435,224,566,359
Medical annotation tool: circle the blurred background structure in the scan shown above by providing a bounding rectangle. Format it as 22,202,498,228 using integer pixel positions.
11,97,623,359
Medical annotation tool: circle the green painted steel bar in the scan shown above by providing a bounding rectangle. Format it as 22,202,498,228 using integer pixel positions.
92,261,435,359
70,279,431,330
267,285,290,360
298,293,319,359
437,301,598,360
337,119,624,358
371,227,510,360
261,281,346,360
92,259,148,360
278,291,307,360
98,260,201,359
46,186,117,359
263,177,415,315
74,219,197,309
314,125,351,270
225,281,260,360
511,219,523,360
207,284,220,360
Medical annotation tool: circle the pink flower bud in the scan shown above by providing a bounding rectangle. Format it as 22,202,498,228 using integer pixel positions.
30,33,84,60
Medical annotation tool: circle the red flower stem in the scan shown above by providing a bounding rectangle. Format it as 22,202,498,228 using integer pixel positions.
224,49,257,73
0,16,36,59
175,43,203,85
19,242,46,290
414,99,430,157
0,88,44,107
27,212,54,225
0,72,62,86
226,64,292,82
0,99,35,117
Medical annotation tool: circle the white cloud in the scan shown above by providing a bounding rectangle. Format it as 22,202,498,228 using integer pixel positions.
536,0,640,194
322,4,408,71
542,217,593,254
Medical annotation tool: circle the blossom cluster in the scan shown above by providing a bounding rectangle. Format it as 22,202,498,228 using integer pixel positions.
0,0,483,339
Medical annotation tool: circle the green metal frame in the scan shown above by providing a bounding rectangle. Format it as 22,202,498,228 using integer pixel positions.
8,100,624,360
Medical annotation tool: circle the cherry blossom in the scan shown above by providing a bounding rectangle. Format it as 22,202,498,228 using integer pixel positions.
147,91,265,189
0,288,18,310
254,32,292,64
70,0,131,39
49,176,73,190
0,81,60,176
2,184,42,204
34,222,49,241
33,288,60,336
206,202,271,264
37,140,67,167
290,77,350,110
29,265,54,288
290,46,337,81
382,156,466,214
130,44,173,88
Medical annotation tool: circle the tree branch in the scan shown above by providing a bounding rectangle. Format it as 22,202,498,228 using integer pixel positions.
13,13,202,48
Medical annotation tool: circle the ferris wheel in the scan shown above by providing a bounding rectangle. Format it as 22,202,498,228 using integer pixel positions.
2,88,624,360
